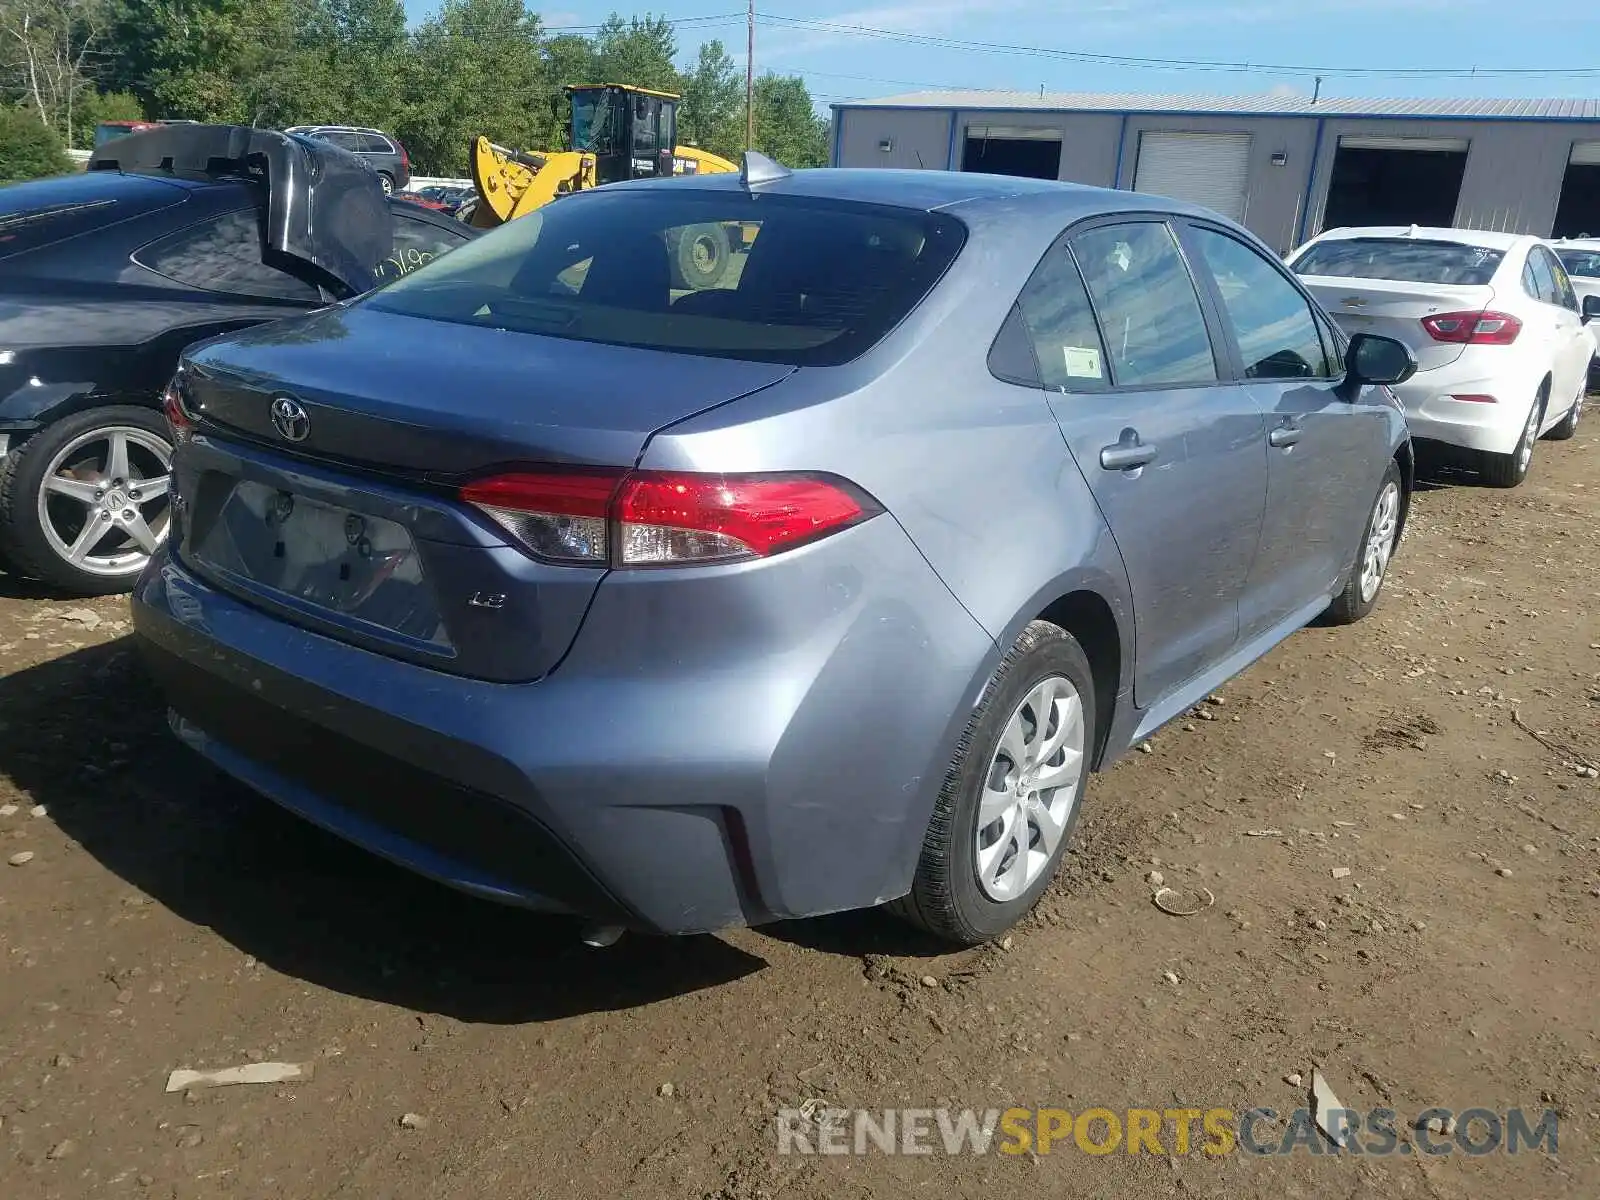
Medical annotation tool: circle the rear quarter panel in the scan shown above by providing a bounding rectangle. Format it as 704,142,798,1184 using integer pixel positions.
638,203,1139,841
0,191,321,429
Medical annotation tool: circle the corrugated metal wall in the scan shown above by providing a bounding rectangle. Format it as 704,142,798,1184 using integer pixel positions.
832,106,1600,251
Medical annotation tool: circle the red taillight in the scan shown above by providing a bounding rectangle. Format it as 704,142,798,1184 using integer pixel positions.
398,141,410,172
459,469,877,567
1421,310,1522,345
161,374,195,443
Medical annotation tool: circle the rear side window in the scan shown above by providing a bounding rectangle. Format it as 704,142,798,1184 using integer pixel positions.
363,190,967,366
1527,247,1560,305
1556,248,1600,279
1011,245,1109,391
374,212,472,285
1188,226,1334,380
358,134,393,154
1071,221,1218,388
1292,237,1503,285
1541,246,1579,310
134,209,321,301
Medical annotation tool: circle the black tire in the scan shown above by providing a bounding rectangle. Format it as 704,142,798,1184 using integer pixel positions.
1481,386,1545,488
669,222,732,290
1545,383,1583,441
890,620,1097,946
0,405,173,596
1324,459,1403,626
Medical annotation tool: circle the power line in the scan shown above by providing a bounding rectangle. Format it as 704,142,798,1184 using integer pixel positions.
756,11,1600,80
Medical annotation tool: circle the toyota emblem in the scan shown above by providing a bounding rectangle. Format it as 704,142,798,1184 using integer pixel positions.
270,396,310,442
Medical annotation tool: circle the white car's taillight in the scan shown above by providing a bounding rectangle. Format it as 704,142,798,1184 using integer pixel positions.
1421,310,1522,345
459,469,879,567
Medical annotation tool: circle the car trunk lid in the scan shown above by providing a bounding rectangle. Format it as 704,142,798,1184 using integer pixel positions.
173,305,796,681
90,123,392,295
1299,277,1497,372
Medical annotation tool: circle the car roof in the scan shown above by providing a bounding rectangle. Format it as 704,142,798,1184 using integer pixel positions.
0,167,243,208
1551,237,1600,250
290,125,390,136
1307,225,1532,252
600,166,1234,227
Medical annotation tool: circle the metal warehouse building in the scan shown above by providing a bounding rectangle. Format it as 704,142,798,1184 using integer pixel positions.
829,91,1600,255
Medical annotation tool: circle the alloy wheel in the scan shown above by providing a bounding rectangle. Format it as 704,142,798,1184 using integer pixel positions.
974,675,1086,902
1359,480,1400,604
1517,400,1541,474
36,426,172,578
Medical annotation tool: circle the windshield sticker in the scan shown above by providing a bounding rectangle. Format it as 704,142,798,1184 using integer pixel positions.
1064,346,1103,379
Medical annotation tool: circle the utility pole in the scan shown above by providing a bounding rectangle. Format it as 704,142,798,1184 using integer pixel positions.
745,0,756,151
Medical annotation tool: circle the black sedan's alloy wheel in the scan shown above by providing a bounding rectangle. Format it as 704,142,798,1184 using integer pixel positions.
0,406,174,594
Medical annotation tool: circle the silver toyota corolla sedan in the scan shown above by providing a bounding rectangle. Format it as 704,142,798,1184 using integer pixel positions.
132,157,1417,946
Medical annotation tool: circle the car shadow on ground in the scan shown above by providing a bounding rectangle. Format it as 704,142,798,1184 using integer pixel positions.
0,638,766,1023
0,572,77,601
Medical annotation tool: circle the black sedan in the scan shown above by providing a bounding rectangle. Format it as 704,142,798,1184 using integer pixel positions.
0,124,477,594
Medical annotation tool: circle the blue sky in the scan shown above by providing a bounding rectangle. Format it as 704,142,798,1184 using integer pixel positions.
402,0,1600,106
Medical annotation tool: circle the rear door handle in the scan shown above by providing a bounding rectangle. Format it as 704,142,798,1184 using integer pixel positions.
1269,425,1303,448
1099,440,1159,471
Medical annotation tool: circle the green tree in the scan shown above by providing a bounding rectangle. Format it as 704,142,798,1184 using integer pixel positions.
753,73,827,168
591,13,678,94
0,106,72,180
0,0,111,137
678,38,739,158
72,87,143,148
539,32,595,149
311,0,407,127
107,0,258,120
399,0,547,176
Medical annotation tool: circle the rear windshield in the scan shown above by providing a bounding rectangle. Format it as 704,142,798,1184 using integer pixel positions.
362,189,967,366
1292,238,1504,286
1555,248,1600,280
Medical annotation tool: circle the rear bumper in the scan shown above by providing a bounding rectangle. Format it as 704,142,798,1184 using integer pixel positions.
1392,373,1537,454
131,518,997,935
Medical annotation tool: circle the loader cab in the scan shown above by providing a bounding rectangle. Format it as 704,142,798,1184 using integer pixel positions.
566,84,678,186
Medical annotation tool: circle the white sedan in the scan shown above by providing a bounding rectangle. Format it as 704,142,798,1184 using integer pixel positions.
1550,238,1600,377
1289,226,1589,487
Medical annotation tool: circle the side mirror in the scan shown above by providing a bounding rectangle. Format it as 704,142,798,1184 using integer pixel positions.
1346,333,1417,388
1583,294,1600,324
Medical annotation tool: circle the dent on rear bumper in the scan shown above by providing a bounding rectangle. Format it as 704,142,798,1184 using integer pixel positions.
1393,376,1536,454
131,515,997,934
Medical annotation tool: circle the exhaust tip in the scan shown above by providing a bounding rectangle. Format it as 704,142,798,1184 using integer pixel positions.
580,923,625,949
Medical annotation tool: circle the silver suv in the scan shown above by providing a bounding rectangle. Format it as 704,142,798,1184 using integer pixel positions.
285,125,411,194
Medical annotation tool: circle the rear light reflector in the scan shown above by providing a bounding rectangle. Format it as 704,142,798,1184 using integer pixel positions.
1421,310,1522,345
460,469,879,567
459,470,615,564
1450,393,1498,404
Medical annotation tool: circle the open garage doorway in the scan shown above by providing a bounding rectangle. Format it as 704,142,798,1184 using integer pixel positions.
1553,142,1600,237
962,125,1061,179
1321,136,1469,231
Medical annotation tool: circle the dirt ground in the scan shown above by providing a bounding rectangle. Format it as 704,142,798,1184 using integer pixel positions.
1,427,1597,1200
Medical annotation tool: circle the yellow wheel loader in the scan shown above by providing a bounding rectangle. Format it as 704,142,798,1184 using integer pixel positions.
468,83,754,290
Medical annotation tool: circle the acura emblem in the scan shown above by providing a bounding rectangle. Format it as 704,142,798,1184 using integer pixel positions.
270,396,310,442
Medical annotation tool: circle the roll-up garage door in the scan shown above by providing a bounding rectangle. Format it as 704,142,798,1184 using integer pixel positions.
1132,131,1252,222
